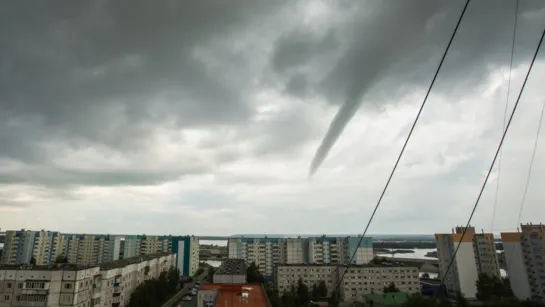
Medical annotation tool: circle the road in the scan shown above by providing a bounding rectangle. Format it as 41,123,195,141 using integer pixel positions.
176,268,208,307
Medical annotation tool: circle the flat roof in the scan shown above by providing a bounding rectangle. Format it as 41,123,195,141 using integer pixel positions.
200,283,269,307
0,263,96,271
215,259,246,275
99,253,173,270
277,263,417,269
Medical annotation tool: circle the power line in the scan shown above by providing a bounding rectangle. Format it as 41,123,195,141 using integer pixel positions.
439,26,545,295
331,0,471,296
490,0,519,232
516,100,545,227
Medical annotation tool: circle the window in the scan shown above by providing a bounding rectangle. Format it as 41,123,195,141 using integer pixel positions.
7,283,12,288
64,283,73,290
4,295,10,301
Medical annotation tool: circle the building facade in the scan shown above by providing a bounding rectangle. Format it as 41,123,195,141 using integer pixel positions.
435,226,500,299
274,263,419,303
227,236,374,280
501,223,545,301
0,253,175,307
1,231,198,277
0,230,64,265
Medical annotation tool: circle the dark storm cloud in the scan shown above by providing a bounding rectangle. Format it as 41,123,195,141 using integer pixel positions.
0,0,283,158
267,0,545,175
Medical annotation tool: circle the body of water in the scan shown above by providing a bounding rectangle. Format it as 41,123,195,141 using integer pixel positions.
377,248,507,277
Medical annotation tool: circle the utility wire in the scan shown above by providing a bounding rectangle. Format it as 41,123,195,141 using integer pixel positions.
439,26,545,296
331,0,471,296
490,0,519,232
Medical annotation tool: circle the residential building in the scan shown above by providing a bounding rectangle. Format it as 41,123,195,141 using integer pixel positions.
213,259,247,284
170,236,199,277
0,230,64,265
227,236,374,280
197,283,269,307
274,263,419,303
501,223,545,301
0,253,175,307
1,231,199,277
435,226,500,299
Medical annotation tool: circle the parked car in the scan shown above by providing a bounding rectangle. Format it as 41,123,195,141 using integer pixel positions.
182,296,191,301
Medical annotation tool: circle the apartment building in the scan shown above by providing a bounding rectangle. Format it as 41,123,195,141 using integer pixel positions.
501,223,545,301
338,264,420,303
274,263,419,303
228,236,374,280
1,231,198,277
0,253,175,307
0,230,64,265
170,236,199,277
435,226,500,299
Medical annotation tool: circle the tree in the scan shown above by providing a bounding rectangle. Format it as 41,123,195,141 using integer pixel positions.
476,273,513,303
311,284,319,300
317,280,328,298
455,291,468,307
296,278,309,306
246,261,265,283
29,257,36,265
328,290,340,307
167,267,180,293
383,282,400,293
207,267,215,282
400,294,439,307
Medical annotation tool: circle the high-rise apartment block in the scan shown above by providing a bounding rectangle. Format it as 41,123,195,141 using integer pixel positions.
501,223,545,301
227,236,373,279
0,230,199,277
435,226,500,299
0,253,175,307
274,263,420,303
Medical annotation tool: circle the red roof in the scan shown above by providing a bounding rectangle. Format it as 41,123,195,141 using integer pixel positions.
199,283,268,307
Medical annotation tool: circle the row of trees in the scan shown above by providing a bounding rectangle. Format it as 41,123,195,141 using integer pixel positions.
126,267,183,307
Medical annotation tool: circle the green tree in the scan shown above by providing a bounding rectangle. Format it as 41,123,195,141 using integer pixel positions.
311,284,319,300
207,267,215,282
246,261,265,283
265,284,280,307
383,282,400,293
328,290,340,307
455,291,468,307
167,267,180,293
54,255,68,264
29,257,36,265
317,280,328,298
296,278,309,306
476,273,513,303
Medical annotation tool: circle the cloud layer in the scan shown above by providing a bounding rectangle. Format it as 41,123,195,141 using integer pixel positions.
1,0,544,235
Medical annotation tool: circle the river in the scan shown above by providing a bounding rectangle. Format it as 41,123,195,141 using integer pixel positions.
376,248,507,278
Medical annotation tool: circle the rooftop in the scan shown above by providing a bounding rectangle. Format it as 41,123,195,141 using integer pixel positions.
277,263,418,269
0,263,96,271
200,283,269,307
0,253,173,271
215,259,246,275
98,252,173,270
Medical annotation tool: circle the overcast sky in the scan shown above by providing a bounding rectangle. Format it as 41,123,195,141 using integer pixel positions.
1,0,544,236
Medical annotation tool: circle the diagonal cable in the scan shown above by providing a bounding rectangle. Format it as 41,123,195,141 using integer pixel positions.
439,26,545,297
331,0,472,297
490,0,519,232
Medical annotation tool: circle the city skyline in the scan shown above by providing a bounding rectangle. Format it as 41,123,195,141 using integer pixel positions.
1,1,545,235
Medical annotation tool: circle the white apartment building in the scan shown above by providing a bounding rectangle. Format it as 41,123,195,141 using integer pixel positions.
0,253,176,307
435,226,500,299
1,231,198,277
228,236,374,279
0,230,65,265
338,264,420,303
274,264,419,303
501,223,545,302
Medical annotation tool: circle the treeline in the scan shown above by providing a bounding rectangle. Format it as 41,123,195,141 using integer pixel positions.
126,267,182,307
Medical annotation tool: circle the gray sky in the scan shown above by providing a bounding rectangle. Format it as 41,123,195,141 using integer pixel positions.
1,0,544,236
